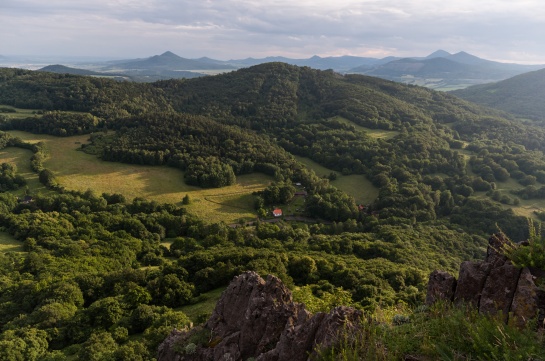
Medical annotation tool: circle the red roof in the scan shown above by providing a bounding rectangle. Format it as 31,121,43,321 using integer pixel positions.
272,208,283,216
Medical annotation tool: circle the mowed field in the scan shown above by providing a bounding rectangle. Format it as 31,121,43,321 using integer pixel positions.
3,131,274,224
294,155,379,204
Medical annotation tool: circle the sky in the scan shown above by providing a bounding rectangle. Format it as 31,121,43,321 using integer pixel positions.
1,0,545,63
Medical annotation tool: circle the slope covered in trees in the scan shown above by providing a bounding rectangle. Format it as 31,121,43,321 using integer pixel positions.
2,64,545,358
451,67,545,120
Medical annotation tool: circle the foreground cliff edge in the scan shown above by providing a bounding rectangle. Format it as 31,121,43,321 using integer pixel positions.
157,271,363,361
157,234,545,361
426,233,545,329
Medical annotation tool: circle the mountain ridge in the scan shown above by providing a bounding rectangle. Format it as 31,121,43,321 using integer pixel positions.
10,49,544,88
451,67,545,120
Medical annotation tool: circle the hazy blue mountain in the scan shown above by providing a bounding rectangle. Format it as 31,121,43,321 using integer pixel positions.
37,63,205,82
104,51,236,71
226,54,390,72
425,50,452,59
348,51,544,90
367,57,475,78
38,64,114,76
18,50,545,89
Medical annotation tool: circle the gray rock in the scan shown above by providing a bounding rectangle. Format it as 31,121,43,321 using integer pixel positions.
485,233,509,267
454,261,491,306
511,267,539,329
157,272,363,361
425,270,456,305
479,263,521,322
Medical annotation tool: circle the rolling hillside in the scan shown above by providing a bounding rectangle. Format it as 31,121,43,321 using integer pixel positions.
3,63,545,359
451,67,545,120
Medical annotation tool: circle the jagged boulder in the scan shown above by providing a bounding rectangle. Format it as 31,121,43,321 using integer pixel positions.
478,263,521,321
511,267,539,328
454,261,491,305
485,233,509,267
425,270,456,305
157,272,363,361
425,233,543,328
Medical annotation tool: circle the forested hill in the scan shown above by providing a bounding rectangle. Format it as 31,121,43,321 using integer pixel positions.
3,64,545,233
5,63,545,359
451,67,545,120
155,62,508,130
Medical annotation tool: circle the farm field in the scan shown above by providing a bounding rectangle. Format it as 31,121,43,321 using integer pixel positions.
5,131,274,224
294,155,379,204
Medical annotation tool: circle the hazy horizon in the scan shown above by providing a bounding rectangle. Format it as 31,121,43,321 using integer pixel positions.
2,0,545,64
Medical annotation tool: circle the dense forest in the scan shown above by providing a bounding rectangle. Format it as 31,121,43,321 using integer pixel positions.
452,67,545,121
1,64,545,359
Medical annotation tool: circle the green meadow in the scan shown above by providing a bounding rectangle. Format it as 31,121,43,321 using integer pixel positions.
0,145,45,195
331,116,400,140
179,288,226,323
0,232,24,253
0,105,39,119
4,131,274,224
294,155,379,204
2,125,381,223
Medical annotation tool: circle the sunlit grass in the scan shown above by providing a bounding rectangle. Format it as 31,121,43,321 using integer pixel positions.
6,131,273,224
331,116,400,140
0,232,24,253
294,155,379,204
0,145,46,195
179,287,225,323
0,105,40,119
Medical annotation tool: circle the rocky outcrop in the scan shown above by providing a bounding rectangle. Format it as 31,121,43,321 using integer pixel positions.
425,270,457,305
453,261,491,305
157,272,363,361
425,233,543,328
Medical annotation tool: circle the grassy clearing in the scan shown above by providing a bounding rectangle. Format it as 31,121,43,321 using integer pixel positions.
6,131,273,224
295,155,379,204
492,177,545,219
0,105,41,119
331,116,400,140
0,146,46,195
0,232,24,252
179,287,225,323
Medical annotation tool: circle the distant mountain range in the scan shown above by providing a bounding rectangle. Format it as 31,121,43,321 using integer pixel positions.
18,50,544,89
102,51,235,71
451,67,545,120
357,51,544,89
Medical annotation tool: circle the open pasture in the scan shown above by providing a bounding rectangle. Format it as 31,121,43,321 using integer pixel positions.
0,232,24,253
6,131,273,224
0,145,45,194
492,177,545,220
294,155,379,204
0,105,40,119
331,116,400,140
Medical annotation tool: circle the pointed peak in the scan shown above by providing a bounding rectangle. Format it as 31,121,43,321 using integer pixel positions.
426,50,451,59
160,51,179,58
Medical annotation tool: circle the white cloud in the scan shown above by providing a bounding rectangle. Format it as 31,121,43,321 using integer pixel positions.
1,0,545,63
